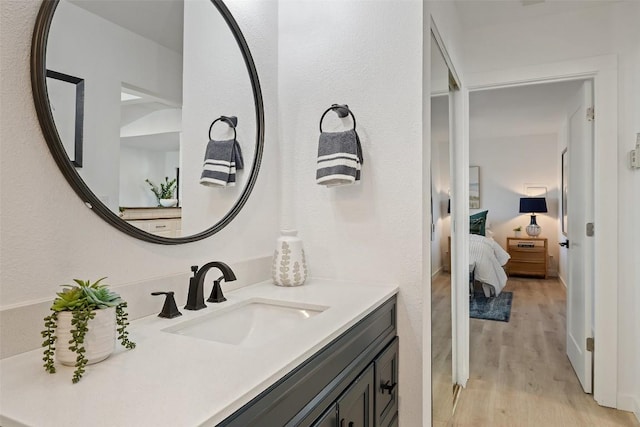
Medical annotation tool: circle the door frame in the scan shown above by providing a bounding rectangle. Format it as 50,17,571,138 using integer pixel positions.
457,54,618,407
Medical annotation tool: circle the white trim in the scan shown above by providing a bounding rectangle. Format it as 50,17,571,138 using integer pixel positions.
617,393,640,416
431,265,443,279
464,54,619,408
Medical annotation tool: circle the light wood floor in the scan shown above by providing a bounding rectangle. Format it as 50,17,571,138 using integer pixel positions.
434,275,639,427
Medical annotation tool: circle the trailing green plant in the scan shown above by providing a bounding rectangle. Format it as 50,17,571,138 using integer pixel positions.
41,278,136,383
145,177,177,205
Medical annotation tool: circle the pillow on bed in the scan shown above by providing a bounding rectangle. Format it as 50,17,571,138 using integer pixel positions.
470,210,488,236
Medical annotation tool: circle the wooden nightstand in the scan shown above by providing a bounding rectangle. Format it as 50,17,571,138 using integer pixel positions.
506,237,548,279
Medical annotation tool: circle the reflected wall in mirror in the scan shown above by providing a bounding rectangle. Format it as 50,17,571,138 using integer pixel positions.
430,31,454,424
32,0,263,243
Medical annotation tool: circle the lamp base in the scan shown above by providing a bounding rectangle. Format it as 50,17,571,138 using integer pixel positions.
526,224,541,237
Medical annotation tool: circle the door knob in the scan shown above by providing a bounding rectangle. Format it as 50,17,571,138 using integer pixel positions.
559,240,570,248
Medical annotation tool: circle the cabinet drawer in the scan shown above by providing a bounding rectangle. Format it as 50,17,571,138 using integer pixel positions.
507,261,546,276
375,337,399,427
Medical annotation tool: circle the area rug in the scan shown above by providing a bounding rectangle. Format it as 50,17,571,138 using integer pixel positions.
469,290,513,322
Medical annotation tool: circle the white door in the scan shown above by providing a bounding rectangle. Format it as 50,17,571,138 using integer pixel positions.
565,80,594,393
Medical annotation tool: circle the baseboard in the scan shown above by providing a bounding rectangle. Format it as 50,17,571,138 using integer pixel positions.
432,266,443,279
559,274,567,288
616,393,640,420
0,256,272,359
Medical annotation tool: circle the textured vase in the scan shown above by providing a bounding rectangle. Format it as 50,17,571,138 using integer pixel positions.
272,230,308,287
55,306,116,366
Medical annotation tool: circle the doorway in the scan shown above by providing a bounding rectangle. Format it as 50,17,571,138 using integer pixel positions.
451,79,612,423
452,55,620,409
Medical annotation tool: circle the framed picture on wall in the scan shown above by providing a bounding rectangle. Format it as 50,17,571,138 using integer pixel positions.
46,69,84,167
469,166,480,209
561,148,568,236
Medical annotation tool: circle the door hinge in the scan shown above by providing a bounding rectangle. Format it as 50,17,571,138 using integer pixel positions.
586,222,594,237
586,337,594,352
587,107,595,121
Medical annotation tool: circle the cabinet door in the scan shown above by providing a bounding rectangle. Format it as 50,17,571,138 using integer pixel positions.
337,365,374,427
375,337,399,426
313,404,337,427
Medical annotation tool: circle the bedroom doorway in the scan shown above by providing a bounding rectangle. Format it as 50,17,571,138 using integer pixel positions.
455,54,620,411
464,77,594,392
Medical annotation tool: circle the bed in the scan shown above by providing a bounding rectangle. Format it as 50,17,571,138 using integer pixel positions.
469,233,510,297
446,210,511,297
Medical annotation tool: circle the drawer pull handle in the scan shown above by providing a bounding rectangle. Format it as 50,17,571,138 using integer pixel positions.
155,225,167,229
381,380,397,394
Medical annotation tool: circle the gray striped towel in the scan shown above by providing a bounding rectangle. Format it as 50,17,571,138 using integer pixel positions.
316,129,362,186
200,139,244,187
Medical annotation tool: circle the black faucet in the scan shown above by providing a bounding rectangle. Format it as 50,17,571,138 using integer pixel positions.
184,262,237,310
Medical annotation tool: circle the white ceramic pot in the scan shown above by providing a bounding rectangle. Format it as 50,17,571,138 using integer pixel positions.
272,230,308,287
160,198,178,207
55,306,116,366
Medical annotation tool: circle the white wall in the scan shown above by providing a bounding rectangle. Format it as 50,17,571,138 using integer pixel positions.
461,0,640,410
469,133,560,274
278,1,425,423
0,0,279,312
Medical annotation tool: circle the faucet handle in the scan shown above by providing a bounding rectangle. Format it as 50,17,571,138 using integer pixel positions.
151,291,182,319
207,276,227,303
190,265,199,275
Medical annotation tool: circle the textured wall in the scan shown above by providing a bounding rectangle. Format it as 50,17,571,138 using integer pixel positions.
0,0,280,307
277,1,425,423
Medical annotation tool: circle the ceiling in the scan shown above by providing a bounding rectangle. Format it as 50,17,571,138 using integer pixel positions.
469,80,584,140
454,0,619,30
69,0,184,53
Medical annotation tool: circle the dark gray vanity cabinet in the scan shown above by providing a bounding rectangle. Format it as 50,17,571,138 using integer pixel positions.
374,337,399,427
312,365,374,427
218,296,398,427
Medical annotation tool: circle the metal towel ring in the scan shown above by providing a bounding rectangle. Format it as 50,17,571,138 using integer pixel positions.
208,116,238,141
319,104,357,133
318,104,363,164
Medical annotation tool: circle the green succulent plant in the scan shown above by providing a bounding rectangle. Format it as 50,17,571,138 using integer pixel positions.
41,278,135,383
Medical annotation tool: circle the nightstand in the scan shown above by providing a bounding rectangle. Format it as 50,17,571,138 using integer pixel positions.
506,237,548,279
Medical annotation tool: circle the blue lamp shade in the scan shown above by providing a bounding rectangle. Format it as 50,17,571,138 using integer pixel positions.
519,197,547,237
519,197,548,214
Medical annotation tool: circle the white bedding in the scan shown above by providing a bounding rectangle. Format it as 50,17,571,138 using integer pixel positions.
470,234,510,297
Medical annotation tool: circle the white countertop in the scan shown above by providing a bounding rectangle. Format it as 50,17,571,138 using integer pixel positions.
0,278,398,427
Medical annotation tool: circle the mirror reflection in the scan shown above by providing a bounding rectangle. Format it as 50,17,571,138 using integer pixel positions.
45,0,257,238
430,32,454,424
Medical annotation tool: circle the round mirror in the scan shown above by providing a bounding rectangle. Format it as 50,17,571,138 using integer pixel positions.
31,0,264,244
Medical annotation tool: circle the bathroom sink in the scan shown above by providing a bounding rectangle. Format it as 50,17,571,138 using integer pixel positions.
163,298,328,347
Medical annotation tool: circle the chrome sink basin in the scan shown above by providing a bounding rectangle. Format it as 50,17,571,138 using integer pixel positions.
162,298,328,347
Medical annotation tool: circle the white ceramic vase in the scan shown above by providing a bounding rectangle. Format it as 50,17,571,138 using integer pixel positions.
55,306,116,366
272,230,308,287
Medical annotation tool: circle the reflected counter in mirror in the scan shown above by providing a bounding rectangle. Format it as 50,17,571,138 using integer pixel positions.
31,0,264,244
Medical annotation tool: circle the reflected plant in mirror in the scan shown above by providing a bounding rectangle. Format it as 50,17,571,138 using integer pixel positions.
32,0,264,244
145,177,177,207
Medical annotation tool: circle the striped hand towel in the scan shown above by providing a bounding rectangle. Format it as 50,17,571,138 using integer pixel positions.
316,129,363,186
200,139,238,187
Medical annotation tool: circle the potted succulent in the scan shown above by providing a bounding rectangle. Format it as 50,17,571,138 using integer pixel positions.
513,226,522,237
41,278,136,383
145,177,177,207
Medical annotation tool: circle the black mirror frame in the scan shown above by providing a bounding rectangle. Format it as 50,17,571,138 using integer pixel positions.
31,0,264,245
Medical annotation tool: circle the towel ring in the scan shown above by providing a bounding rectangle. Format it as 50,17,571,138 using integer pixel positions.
319,104,357,133
209,115,238,141
318,104,363,165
